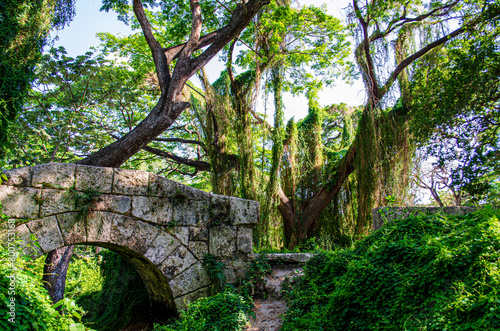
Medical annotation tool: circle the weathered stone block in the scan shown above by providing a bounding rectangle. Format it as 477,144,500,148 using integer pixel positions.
148,174,179,197
144,231,181,266
32,163,76,189
94,194,131,214
86,211,115,243
188,241,208,260
109,215,159,255
159,245,197,279
113,168,149,195
168,261,210,298
189,227,208,241
230,197,259,225
26,217,64,253
57,213,86,245
40,189,77,217
132,196,172,225
174,286,211,311
75,165,113,193
2,167,32,186
209,225,237,258
224,266,237,284
180,185,210,201
229,260,248,280
0,186,40,219
167,226,189,246
209,194,230,225
172,200,209,226
263,252,313,264
237,226,253,254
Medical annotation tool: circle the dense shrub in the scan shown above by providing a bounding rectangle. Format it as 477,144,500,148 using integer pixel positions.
154,289,254,331
0,240,88,330
282,207,500,331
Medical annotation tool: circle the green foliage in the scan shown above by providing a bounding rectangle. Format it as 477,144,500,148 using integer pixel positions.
0,242,89,330
64,247,104,302
202,254,226,294
0,0,74,156
410,17,500,201
153,289,254,331
71,189,101,221
238,255,272,298
75,249,150,331
282,207,500,330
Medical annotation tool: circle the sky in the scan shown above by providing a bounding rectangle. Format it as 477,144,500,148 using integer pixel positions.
51,0,366,120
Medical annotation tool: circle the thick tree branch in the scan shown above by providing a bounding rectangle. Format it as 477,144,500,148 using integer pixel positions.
132,0,170,92
183,0,202,56
379,26,464,98
189,0,270,73
143,145,211,172
154,137,207,152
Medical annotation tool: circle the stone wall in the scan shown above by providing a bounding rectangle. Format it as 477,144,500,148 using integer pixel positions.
0,163,259,314
372,206,476,231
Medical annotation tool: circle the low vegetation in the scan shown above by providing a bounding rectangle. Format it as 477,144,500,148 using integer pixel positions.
153,289,254,331
282,207,500,331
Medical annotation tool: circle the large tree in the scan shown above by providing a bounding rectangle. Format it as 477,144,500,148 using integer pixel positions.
41,0,269,311
0,0,75,155
275,0,500,245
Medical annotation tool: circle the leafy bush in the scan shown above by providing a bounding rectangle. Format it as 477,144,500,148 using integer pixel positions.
153,289,254,331
282,207,500,331
0,240,89,330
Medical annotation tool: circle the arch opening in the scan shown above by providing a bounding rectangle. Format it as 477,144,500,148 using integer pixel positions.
39,242,178,324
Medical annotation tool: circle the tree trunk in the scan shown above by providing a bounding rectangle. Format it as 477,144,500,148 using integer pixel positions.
43,245,74,307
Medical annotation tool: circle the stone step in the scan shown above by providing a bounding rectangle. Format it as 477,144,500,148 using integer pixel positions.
264,265,304,299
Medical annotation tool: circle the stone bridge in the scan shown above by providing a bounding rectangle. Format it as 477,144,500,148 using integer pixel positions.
0,163,258,319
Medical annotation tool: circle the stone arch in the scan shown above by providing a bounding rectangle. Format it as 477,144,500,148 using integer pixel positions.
1,163,259,316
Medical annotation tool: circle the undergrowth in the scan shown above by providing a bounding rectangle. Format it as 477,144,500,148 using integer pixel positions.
153,288,254,331
282,206,500,331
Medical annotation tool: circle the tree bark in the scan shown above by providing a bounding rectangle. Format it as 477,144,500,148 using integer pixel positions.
43,245,74,307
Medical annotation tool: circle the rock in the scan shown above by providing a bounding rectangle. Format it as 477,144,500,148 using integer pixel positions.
1,167,32,187
230,197,259,225
159,245,197,279
209,225,237,258
32,163,76,189
112,168,149,195
237,226,253,254
0,186,40,219
143,231,181,266
75,165,113,193
132,196,173,225
168,261,211,298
